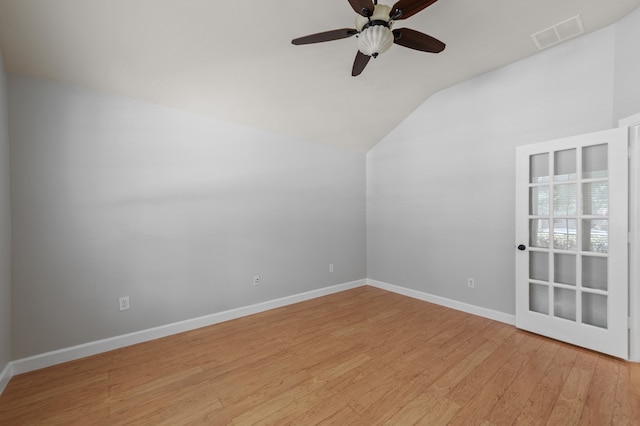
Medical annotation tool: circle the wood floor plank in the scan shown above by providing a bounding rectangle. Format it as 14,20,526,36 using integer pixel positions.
485,337,559,425
382,392,436,425
228,354,373,425
578,354,620,424
1,286,639,425
546,350,598,425
446,331,527,406
447,331,544,425
612,357,640,425
380,337,500,422
512,343,579,425
419,397,462,424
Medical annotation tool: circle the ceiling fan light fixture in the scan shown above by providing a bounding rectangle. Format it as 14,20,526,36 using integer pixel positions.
291,0,445,76
357,25,394,57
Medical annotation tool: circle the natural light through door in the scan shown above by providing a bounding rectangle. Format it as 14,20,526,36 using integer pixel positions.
515,128,629,359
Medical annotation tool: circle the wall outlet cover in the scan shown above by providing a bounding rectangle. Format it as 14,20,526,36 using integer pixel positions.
119,296,130,311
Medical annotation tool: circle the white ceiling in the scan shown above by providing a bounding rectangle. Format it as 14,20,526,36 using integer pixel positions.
1,0,639,152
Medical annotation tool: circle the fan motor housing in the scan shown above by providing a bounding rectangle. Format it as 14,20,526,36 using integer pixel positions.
355,4,393,31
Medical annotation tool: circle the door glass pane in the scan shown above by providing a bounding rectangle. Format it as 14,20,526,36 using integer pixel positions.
554,254,576,286
582,293,607,329
554,288,576,321
553,219,577,250
530,219,550,248
530,284,549,314
583,182,608,216
582,256,608,291
582,219,608,253
530,153,549,183
530,251,549,281
530,186,550,215
583,144,608,179
554,149,577,181
553,184,577,216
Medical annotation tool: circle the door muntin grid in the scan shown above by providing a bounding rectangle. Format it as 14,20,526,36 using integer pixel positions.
528,144,609,329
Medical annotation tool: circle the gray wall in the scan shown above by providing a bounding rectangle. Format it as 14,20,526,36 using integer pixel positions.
367,20,637,315
6,7,639,362
614,7,640,123
0,54,11,372
9,75,366,359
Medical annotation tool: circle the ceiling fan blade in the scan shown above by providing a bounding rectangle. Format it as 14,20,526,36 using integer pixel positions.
392,28,445,53
347,0,375,17
352,51,371,76
390,0,438,20
292,28,358,45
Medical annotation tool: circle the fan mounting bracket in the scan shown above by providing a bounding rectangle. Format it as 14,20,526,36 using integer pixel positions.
389,8,403,20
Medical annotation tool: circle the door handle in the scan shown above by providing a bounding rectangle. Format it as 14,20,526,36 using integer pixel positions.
517,244,526,251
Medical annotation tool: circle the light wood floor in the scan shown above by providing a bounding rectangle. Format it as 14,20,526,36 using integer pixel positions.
1,286,639,425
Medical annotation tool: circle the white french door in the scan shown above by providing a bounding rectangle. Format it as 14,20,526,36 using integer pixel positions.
515,128,629,359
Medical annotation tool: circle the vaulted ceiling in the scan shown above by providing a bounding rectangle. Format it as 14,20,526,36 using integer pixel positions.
1,0,639,152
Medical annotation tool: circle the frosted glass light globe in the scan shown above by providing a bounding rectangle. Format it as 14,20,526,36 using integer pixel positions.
357,25,394,57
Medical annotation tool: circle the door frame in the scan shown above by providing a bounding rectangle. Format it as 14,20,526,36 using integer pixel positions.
619,112,640,362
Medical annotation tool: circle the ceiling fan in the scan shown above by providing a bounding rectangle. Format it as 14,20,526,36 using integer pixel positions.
292,0,446,76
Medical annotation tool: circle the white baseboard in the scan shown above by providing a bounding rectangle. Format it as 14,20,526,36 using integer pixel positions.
9,279,367,377
0,362,11,395
367,279,516,326
3,277,517,393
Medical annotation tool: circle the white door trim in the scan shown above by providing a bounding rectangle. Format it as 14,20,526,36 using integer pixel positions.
619,113,640,362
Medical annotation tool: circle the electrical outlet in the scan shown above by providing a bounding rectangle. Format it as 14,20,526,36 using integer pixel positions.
253,275,260,286
329,264,334,273
119,296,130,311
467,278,475,289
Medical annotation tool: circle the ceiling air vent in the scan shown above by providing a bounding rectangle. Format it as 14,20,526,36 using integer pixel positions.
531,15,584,50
